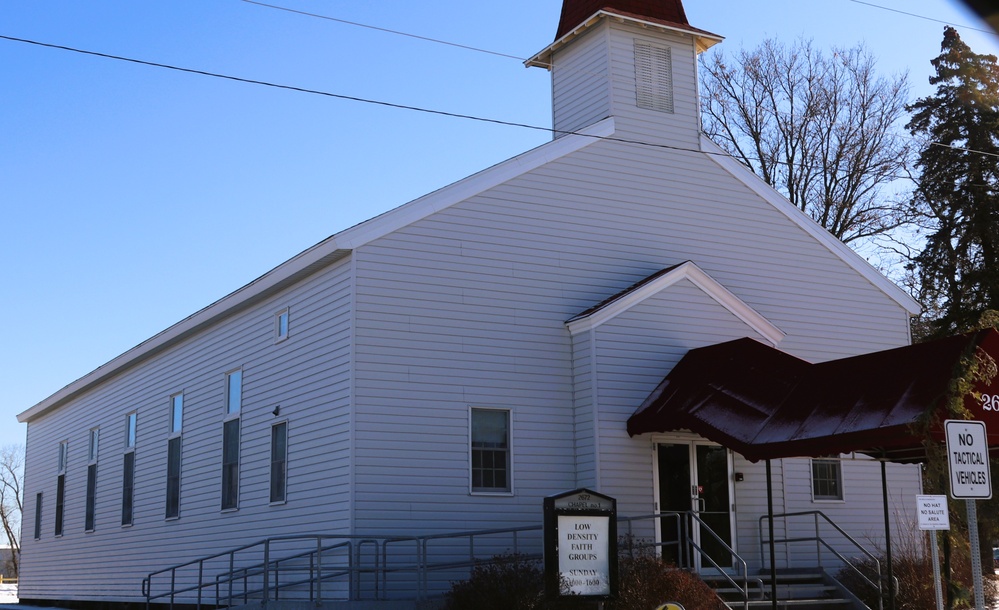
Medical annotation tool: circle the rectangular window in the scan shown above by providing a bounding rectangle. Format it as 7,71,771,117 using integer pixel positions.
125,412,137,449
33,493,42,540
811,458,844,501
226,370,242,415
122,452,135,526
270,422,288,503
85,463,97,532
167,392,183,519
470,408,511,493
275,308,290,342
88,428,100,462
54,474,65,537
171,393,183,434
166,437,182,519
57,440,68,473
221,418,240,510
55,441,67,536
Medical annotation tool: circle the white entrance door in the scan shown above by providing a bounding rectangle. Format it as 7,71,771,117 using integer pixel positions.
655,440,735,571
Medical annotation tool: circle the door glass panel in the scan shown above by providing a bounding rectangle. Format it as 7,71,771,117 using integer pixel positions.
696,444,733,568
657,443,691,566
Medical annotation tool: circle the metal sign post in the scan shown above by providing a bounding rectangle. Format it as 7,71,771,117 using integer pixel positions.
917,495,949,610
944,420,992,610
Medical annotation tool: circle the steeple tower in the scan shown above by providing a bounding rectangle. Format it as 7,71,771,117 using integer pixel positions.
528,0,721,148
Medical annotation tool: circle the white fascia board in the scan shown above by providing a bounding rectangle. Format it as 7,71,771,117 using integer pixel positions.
566,261,785,346
700,135,922,316
18,243,351,424
18,118,615,424
526,10,723,68
333,117,615,250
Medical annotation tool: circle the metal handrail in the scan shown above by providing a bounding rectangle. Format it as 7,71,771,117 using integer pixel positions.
143,514,755,609
759,510,883,610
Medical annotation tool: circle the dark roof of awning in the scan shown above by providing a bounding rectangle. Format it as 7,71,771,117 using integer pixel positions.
627,328,999,462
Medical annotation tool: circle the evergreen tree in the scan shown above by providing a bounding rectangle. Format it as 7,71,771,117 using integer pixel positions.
907,27,999,338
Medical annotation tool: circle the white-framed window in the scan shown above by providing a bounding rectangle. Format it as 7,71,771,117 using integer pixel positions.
167,393,183,519
275,308,290,342
222,370,242,511
170,393,184,435
811,458,844,501
33,493,42,540
55,441,67,537
226,369,242,416
85,428,99,532
57,440,68,474
270,421,288,504
122,412,137,526
88,428,99,463
470,407,512,494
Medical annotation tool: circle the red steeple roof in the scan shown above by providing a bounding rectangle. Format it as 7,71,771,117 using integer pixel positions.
555,0,689,39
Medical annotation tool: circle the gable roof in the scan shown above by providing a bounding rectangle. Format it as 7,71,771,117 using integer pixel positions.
627,329,999,462
565,261,786,347
700,135,922,316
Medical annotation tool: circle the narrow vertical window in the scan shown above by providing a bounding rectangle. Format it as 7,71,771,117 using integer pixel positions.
122,412,137,526
811,458,844,501
226,369,242,415
55,441,67,536
222,371,242,510
270,422,288,503
275,308,290,342
33,493,42,540
85,428,99,532
166,393,183,519
470,408,511,493
634,40,674,113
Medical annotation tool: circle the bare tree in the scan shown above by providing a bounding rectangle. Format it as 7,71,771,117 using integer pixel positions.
700,38,914,245
0,445,23,580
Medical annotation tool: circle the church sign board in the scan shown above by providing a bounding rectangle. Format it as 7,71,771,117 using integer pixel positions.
543,488,618,600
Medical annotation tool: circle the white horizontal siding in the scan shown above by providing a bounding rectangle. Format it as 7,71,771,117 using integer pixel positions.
606,23,701,149
552,25,612,137
19,258,354,604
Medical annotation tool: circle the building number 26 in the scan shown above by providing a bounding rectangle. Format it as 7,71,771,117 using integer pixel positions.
981,394,999,411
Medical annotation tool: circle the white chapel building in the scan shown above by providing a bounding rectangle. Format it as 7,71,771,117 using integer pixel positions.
16,0,925,607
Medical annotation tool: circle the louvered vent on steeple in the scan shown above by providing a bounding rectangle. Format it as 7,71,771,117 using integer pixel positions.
634,40,673,113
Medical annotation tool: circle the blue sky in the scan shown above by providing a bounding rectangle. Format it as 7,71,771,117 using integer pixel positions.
3,0,998,449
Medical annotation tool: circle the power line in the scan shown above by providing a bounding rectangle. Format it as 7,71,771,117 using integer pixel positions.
2,32,998,177
239,0,532,63
845,0,999,37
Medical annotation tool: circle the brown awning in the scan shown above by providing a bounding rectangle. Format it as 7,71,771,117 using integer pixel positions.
627,329,999,462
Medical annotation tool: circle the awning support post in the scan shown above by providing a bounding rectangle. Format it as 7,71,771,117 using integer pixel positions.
881,459,895,610
766,459,777,610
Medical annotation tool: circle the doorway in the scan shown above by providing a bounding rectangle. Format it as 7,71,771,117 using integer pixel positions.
656,441,734,570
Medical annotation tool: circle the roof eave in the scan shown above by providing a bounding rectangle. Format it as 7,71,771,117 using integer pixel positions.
526,9,723,69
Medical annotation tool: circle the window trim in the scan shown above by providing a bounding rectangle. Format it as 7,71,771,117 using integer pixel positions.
811,458,845,502
88,427,100,464
165,435,182,520
33,492,42,540
84,462,97,532
54,473,65,537
121,451,135,527
269,420,289,505
275,308,290,343
221,417,240,512
469,407,513,496
170,392,184,437
225,369,243,417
